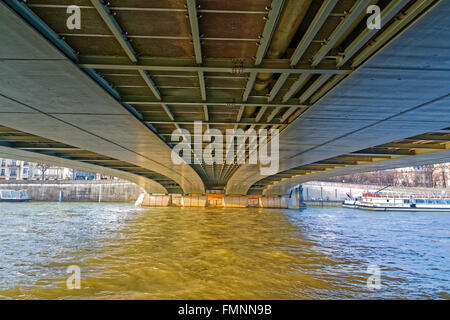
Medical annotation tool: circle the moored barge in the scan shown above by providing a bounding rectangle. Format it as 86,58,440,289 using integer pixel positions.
0,190,31,202
343,192,450,211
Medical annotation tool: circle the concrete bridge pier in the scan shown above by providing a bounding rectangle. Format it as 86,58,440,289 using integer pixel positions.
283,185,307,209
137,186,307,209
140,194,172,207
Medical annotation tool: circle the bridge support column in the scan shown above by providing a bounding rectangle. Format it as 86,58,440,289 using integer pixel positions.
298,185,307,209
181,195,208,207
223,195,248,208
140,194,171,207
260,196,288,208
283,185,307,209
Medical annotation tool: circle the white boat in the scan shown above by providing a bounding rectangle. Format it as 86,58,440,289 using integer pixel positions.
0,190,31,202
343,191,450,212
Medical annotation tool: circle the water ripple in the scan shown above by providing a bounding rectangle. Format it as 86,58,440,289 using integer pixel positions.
0,202,448,299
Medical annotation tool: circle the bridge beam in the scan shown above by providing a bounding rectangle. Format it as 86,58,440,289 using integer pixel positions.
0,145,168,194
0,2,205,194
227,0,449,195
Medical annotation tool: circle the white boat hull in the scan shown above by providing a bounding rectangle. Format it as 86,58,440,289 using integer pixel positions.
354,204,450,212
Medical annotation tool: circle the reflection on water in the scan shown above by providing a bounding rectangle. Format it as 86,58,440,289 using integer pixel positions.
0,202,448,299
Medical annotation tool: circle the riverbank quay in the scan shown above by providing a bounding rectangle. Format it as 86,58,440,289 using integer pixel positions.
0,180,141,202
2,180,448,208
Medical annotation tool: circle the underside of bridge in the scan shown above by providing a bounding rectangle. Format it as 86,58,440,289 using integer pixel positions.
1,0,449,195
0,125,179,193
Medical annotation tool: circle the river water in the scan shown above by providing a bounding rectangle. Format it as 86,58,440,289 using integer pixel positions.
0,202,448,299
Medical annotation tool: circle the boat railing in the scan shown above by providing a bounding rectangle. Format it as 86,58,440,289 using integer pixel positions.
362,192,448,199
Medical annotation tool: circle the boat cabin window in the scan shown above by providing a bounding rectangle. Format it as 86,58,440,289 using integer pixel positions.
436,200,444,204
403,199,410,204
416,199,425,204
426,200,433,204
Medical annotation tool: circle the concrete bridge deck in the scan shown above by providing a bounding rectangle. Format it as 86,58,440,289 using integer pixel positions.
1,0,449,196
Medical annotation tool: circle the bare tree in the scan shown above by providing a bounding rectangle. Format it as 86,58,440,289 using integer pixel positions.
321,165,445,188
439,163,448,188
422,165,435,187
37,163,50,180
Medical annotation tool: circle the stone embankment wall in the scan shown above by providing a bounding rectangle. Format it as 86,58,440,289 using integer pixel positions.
3,180,445,207
0,180,142,202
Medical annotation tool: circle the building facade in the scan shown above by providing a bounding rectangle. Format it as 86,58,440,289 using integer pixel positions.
0,159,39,180
0,158,118,181
0,158,70,180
